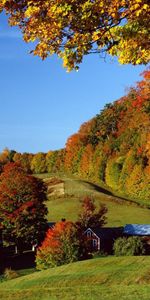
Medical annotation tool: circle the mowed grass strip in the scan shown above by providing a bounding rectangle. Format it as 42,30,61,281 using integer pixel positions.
1,257,150,300
1,286,150,300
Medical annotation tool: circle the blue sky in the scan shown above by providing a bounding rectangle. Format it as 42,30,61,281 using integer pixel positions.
0,12,146,154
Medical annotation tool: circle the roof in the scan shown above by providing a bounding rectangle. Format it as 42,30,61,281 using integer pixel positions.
85,227,123,239
124,224,150,236
47,222,56,228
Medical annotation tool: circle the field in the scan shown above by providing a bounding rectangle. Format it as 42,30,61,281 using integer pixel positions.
0,174,150,300
1,173,150,300
1,256,150,299
36,173,150,227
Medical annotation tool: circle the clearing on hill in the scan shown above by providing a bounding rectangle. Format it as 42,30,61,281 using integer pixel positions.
37,174,150,227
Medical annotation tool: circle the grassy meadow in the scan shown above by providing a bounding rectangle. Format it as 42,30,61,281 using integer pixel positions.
0,173,150,299
1,256,150,299
36,173,150,227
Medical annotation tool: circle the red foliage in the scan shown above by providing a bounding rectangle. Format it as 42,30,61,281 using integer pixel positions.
39,221,72,250
77,197,107,229
0,162,48,245
137,147,144,156
36,221,80,269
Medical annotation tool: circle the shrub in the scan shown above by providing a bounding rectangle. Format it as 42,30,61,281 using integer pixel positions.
113,236,145,256
3,268,19,280
36,221,80,270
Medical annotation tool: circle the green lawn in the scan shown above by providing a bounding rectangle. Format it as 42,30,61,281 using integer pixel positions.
1,174,150,299
39,174,150,226
1,256,150,299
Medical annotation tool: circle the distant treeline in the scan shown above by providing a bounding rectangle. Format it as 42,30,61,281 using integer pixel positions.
1,70,150,201
0,148,65,175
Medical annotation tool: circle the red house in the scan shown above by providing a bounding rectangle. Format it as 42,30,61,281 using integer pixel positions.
84,227,123,253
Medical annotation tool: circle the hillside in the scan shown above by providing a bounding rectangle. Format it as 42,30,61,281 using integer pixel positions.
35,174,150,226
63,70,150,203
0,70,149,203
1,257,150,299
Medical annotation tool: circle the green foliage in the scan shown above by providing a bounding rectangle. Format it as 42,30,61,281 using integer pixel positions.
105,159,122,190
93,148,107,182
126,165,150,200
118,150,137,192
31,152,47,174
46,150,65,173
113,236,145,256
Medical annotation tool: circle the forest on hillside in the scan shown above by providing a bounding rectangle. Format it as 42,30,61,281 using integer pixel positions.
0,70,150,201
63,69,150,201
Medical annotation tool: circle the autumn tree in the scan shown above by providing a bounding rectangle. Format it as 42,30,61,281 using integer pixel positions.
13,152,33,173
0,1,149,71
36,221,80,270
77,197,107,230
0,163,48,248
79,144,94,178
31,152,47,174
61,70,150,201
65,133,86,173
46,149,65,173
0,148,10,172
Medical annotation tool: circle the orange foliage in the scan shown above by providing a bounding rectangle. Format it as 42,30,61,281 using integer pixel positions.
80,144,94,177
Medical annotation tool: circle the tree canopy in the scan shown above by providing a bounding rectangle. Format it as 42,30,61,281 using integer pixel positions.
63,70,150,201
36,221,80,269
0,162,48,247
0,0,149,70
77,197,107,229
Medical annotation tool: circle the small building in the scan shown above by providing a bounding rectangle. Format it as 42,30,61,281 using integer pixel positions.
124,224,150,253
124,224,150,236
84,227,123,254
47,222,56,229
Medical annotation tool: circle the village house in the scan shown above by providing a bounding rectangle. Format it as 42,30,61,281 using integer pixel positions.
84,224,150,254
1,223,150,255
84,227,123,253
